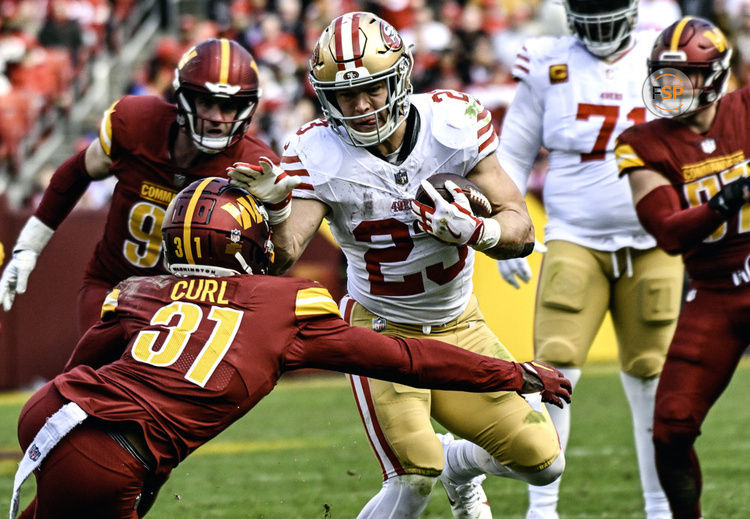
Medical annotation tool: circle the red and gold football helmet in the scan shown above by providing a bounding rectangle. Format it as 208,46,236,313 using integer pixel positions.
162,177,274,276
309,11,413,147
648,17,732,114
173,39,260,153
564,0,638,58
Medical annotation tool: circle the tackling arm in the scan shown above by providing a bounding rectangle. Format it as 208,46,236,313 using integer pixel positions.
289,317,571,407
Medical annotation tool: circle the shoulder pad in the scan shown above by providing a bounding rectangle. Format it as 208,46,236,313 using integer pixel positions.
283,120,343,189
513,35,575,83
419,91,495,151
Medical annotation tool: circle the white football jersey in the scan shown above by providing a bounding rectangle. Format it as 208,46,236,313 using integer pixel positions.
499,31,659,251
283,91,498,325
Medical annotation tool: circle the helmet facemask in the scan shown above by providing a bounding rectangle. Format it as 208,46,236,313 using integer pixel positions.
313,54,412,147
175,88,258,154
172,38,261,154
565,0,638,58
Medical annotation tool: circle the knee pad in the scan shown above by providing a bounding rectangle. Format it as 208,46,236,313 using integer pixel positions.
524,451,565,487
535,337,579,366
505,419,561,473
622,353,665,379
653,393,701,446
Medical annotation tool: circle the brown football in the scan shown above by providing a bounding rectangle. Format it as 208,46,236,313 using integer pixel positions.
414,173,492,218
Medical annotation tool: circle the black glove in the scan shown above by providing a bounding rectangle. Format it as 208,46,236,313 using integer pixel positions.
520,361,572,409
709,177,750,217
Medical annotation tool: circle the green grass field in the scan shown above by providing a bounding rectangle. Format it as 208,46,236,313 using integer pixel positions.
1,361,750,518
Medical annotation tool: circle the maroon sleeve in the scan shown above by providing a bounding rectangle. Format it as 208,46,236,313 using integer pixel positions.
285,317,525,392
34,149,92,229
63,316,129,371
635,184,727,254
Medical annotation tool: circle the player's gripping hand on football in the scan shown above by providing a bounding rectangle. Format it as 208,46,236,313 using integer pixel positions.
227,157,301,224
0,216,54,311
411,179,501,251
519,361,572,409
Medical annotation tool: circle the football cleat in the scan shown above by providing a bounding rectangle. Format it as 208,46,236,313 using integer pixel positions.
438,433,493,519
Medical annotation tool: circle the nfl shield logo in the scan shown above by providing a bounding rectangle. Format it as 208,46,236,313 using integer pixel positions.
28,444,41,461
394,169,408,185
372,317,386,332
701,138,716,154
230,229,241,243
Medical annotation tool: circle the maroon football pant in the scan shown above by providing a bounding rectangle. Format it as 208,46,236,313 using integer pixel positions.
653,284,750,519
17,383,149,518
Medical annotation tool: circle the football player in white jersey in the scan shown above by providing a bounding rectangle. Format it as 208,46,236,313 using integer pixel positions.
496,1,684,518
228,11,571,519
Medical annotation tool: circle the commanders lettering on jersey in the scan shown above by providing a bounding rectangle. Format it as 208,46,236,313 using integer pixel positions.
141,181,177,206
171,279,230,304
681,151,745,182
295,287,340,318
549,64,568,84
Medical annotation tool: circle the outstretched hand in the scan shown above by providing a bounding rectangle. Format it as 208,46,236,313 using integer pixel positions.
519,361,572,408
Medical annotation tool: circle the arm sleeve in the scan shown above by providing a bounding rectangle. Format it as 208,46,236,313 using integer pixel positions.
34,149,92,229
286,317,524,392
635,184,727,254
497,79,544,196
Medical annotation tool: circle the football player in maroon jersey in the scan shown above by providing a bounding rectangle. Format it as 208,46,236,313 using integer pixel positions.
0,38,278,342
10,178,571,518
615,17,747,519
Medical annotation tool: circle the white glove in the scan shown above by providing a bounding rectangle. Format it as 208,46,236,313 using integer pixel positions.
0,216,54,311
497,257,532,289
411,179,501,250
227,157,302,225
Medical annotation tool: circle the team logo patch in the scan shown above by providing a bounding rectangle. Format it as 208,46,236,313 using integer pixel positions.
701,138,717,154
549,64,568,84
343,70,360,80
28,443,41,461
380,21,402,50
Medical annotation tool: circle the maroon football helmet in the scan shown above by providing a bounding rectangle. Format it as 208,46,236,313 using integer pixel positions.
162,177,274,276
648,17,732,114
173,38,260,153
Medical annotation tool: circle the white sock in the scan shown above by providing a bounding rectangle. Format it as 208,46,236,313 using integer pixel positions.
443,430,565,486
620,371,671,519
527,366,582,516
357,474,437,519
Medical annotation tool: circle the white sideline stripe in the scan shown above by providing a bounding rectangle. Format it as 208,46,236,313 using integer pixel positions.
351,375,397,477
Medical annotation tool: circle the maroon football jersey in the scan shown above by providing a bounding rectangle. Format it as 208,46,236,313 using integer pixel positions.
616,86,750,285
83,95,278,285
53,274,525,476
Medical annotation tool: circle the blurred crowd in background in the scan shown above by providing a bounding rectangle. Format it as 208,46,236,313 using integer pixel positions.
1,0,750,210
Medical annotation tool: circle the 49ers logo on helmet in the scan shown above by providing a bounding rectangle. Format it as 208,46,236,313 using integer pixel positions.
380,21,402,50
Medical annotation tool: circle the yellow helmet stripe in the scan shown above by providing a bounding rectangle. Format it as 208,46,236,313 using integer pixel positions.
220,38,231,84
670,17,694,51
183,178,216,264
